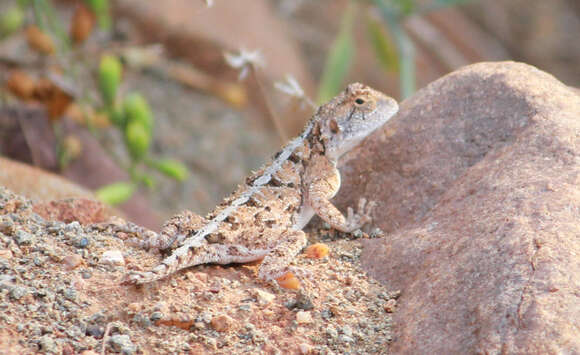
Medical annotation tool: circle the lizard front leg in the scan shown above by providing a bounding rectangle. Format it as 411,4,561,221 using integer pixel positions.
307,163,373,233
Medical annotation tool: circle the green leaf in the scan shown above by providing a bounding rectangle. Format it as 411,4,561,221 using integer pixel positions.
124,93,153,134
95,182,135,205
316,3,355,104
151,159,189,181
366,18,399,73
125,121,150,160
98,55,122,107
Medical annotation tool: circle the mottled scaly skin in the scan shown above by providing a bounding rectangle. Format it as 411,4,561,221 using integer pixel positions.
122,83,398,285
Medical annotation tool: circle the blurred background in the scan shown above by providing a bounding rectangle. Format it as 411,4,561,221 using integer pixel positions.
0,0,578,229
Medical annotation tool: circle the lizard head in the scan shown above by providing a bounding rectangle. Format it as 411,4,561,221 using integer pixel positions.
315,83,399,162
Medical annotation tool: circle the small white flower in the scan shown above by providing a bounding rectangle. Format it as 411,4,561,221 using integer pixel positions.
224,49,265,80
274,74,314,108
274,74,304,98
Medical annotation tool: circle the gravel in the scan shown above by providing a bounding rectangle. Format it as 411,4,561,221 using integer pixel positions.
0,186,395,354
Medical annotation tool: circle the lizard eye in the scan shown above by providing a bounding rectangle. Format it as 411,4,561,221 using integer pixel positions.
355,98,365,105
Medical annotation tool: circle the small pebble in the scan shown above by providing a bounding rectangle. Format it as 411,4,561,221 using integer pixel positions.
109,334,136,355
339,334,354,343
63,288,77,301
0,249,12,259
299,343,313,355
150,312,163,321
296,311,313,324
100,250,124,266
384,299,397,313
64,221,81,233
75,237,89,248
10,286,27,300
0,220,14,235
62,254,83,270
326,326,338,339
39,334,57,353
341,325,353,337
210,314,233,332
238,304,251,312
255,289,275,305
127,302,141,312
15,230,33,245
86,324,104,338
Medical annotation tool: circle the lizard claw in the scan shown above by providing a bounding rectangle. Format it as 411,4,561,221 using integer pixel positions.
345,198,376,232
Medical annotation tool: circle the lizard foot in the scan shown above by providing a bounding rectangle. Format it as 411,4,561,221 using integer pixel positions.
345,198,376,232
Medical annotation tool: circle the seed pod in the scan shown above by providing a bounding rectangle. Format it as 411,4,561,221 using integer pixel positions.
152,159,189,181
125,121,150,160
124,93,153,133
95,182,135,206
98,55,122,106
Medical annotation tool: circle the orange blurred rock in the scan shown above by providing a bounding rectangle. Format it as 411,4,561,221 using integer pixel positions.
5,70,36,100
70,5,95,44
305,243,329,259
275,272,300,290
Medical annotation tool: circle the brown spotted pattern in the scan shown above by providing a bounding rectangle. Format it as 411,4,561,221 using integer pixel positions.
122,83,398,285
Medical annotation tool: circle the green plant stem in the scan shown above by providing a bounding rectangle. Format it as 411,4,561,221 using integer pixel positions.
388,20,415,98
372,0,416,98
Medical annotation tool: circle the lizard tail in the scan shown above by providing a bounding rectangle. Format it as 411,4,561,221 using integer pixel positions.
120,244,193,285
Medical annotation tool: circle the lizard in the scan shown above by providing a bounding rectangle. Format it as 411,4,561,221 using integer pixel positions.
121,83,398,285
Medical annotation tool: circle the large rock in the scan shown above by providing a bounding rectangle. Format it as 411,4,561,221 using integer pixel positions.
338,62,579,353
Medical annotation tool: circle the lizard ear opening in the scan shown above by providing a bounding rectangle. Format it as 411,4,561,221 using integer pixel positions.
329,118,340,133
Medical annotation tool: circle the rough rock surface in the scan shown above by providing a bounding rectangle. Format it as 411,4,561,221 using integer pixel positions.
338,62,579,353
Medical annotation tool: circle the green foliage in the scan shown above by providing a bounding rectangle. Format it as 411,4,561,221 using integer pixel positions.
84,0,111,30
8,0,189,206
95,182,135,205
98,55,122,107
108,103,125,128
125,120,150,161
0,6,24,38
314,0,472,99
366,18,399,73
124,93,153,134
316,3,355,104
150,159,190,182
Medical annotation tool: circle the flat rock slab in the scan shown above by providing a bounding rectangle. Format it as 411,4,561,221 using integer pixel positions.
343,62,579,353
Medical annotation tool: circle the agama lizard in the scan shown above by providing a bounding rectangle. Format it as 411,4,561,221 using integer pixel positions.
121,83,398,285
